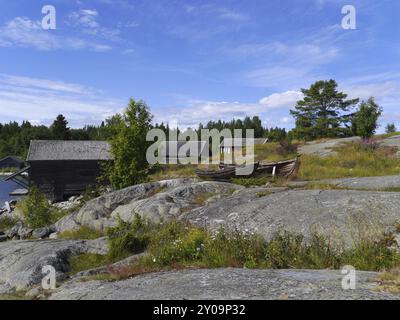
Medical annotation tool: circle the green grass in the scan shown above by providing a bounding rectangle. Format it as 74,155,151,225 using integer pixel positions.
58,226,105,240
253,142,298,162
375,131,400,140
90,216,400,281
0,167,17,174
68,253,109,275
377,268,400,293
298,142,400,180
148,164,197,181
0,291,30,300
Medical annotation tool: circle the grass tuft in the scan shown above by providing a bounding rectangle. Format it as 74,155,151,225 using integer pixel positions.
58,226,105,240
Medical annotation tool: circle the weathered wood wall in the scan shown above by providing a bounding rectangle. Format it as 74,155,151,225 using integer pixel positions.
28,160,104,201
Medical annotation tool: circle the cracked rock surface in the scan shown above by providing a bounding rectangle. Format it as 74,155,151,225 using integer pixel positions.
48,268,399,300
0,238,107,294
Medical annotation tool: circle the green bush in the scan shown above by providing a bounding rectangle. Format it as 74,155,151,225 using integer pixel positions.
0,216,18,230
19,185,52,229
342,240,400,271
107,214,153,261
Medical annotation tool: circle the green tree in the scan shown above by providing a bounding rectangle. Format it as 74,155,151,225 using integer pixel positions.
104,99,153,189
51,114,71,140
354,97,383,139
290,80,359,140
385,123,397,134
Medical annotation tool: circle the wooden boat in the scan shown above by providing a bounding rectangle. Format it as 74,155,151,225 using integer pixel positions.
195,166,237,180
255,156,300,178
219,155,301,178
196,162,259,180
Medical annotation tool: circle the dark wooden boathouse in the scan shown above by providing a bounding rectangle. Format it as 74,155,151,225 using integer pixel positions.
24,140,112,201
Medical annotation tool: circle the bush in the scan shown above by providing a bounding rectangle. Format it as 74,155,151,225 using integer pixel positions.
19,185,52,229
342,240,400,271
0,216,18,230
107,214,153,261
354,97,383,139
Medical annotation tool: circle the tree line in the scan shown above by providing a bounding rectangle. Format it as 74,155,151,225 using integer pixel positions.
0,79,396,163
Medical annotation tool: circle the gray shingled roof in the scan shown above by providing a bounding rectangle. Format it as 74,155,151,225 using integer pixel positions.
27,140,112,161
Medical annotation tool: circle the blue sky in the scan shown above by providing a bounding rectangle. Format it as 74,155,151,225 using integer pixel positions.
0,0,399,131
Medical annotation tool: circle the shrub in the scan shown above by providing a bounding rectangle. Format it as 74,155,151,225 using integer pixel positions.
354,97,383,139
107,214,153,261
0,216,18,230
342,240,400,271
19,185,52,229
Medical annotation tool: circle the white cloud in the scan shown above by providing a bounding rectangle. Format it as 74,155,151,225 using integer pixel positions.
0,74,122,127
0,74,90,94
69,9,100,29
259,91,303,108
68,9,121,41
0,16,113,52
154,89,303,129
0,17,58,50
246,66,320,89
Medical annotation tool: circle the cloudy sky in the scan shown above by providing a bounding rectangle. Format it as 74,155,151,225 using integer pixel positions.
0,0,399,131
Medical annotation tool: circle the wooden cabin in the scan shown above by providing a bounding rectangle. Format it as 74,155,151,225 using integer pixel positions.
0,156,24,170
26,140,112,201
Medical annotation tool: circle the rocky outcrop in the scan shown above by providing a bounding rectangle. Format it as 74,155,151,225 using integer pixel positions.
55,179,241,232
54,178,400,246
55,178,196,232
299,135,400,158
0,238,107,294
299,137,360,157
111,181,243,224
185,188,400,245
48,268,399,300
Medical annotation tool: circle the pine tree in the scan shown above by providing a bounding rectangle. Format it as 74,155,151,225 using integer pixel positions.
51,114,71,140
290,80,359,140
